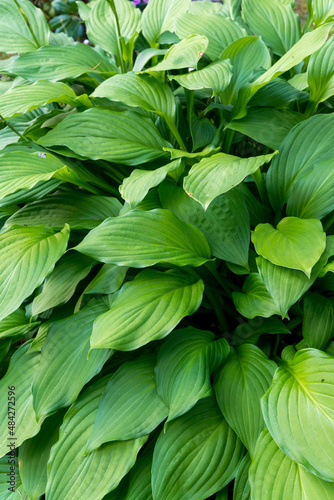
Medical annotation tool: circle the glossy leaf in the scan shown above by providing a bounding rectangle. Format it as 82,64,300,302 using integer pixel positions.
171,60,233,96
142,0,191,45
183,151,277,209
0,224,69,322
91,269,204,351
85,355,168,452
261,349,334,481
302,292,334,349
156,327,230,421
75,209,211,268
151,397,245,500
214,344,276,455
232,273,281,319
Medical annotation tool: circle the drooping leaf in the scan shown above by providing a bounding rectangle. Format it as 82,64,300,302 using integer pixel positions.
0,342,41,458
242,0,300,56
85,355,168,453
142,0,191,45
159,182,250,268
302,292,334,349
183,151,277,209
307,36,334,111
174,13,246,60
156,327,230,422
261,349,334,481
214,344,276,455
249,429,334,500
75,209,211,268
251,217,326,277
46,378,147,500
232,273,281,319
151,397,245,500
90,269,204,351
0,224,69,322
32,300,110,421
171,60,233,96
37,108,171,165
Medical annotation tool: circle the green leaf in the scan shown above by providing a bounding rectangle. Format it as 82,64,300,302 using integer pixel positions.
123,442,153,500
252,217,326,277
0,308,39,339
242,0,300,56
75,209,211,268
174,13,246,60
0,456,29,500
225,108,304,150
151,397,245,500
0,43,116,82
189,0,228,15
249,429,334,500
261,349,334,481
31,253,95,316
5,191,122,230
46,378,147,500
85,355,168,453
0,342,41,458
233,22,333,119
232,273,281,319
307,36,334,112
170,60,233,96
37,108,171,165
32,300,110,421
91,269,204,351
19,410,66,500
156,327,229,422
85,0,141,55
249,77,308,108
92,73,177,123
0,80,82,119
267,114,334,211
302,292,334,349
159,182,250,268
311,0,334,26
233,453,251,500
232,317,290,346
0,0,49,54
183,151,277,210
120,160,181,207
214,344,276,455
142,35,208,72
0,224,69,322
220,36,271,106
142,0,191,45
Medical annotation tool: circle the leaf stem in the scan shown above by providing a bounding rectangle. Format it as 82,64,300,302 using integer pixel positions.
166,118,187,151
0,113,28,141
252,168,269,204
223,128,235,154
107,0,127,73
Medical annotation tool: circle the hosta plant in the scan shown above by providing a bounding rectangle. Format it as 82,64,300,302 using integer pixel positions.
1,0,334,499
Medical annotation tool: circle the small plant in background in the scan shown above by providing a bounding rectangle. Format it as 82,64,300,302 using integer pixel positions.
0,0,334,499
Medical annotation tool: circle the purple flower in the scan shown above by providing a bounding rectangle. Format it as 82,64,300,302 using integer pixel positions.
143,0,149,3
131,0,141,5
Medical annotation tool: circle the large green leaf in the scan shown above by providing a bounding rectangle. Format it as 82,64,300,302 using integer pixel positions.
249,429,334,500
267,114,334,211
151,397,245,500
189,0,228,15
32,300,110,421
0,0,49,54
159,182,250,268
143,35,208,72
232,273,281,319
0,308,39,339
91,269,204,351
307,36,334,112
19,410,65,500
225,108,304,150
174,13,246,60
31,252,95,316
233,453,251,500
75,209,211,267
233,22,333,119
85,355,168,453
261,349,334,481
171,59,233,96
302,292,334,349
38,108,171,165
79,264,128,298
183,151,277,209
0,456,29,500
311,0,334,25
142,0,191,45
251,217,326,277
0,43,116,82
5,191,122,230
123,442,153,500
85,0,141,55
0,342,41,458
46,378,147,500
0,224,69,322
214,344,276,455
156,327,229,422
242,0,300,56
0,80,82,119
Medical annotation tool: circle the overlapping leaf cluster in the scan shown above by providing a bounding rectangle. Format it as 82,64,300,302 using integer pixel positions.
1,0,334,499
